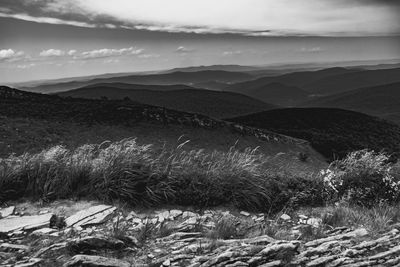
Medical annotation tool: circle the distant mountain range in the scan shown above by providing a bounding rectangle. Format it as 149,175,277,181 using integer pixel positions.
20,70,254,94
57,84,277,119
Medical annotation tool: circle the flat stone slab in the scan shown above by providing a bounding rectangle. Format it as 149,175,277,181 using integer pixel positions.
78,207,117,227
63,254,130,267
65,205,114,227
0,213,53,234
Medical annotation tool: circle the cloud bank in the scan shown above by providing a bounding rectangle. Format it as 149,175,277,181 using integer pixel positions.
0,0,399,36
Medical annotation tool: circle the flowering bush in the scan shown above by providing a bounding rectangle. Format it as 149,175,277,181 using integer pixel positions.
321,150,400,207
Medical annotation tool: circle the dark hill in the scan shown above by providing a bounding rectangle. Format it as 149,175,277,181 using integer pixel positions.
0,85,327,174
226,82,309,106
302,82,400,124
57,84,277,119
304,68,400,95
20,70,254,94
226,67,358,93
229,108,400,160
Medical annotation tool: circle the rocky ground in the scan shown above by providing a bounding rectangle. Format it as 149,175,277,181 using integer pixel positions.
1,201,400,267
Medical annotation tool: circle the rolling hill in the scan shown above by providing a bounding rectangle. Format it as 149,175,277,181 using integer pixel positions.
304,68,400,95
226,82,309,106
57,84,277,119
0,85,325,173
227,67,359,92
19,70,254,94
229,108,400,160
302,82,400,124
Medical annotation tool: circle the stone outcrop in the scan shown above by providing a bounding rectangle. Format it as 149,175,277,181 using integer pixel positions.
1,204,400,266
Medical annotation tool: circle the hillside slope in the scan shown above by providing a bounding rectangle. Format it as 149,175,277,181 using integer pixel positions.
0,86,326,172
229,108,400,160
226,82,309,106
304,68,400,95
57,84,277,119
302,82,400,124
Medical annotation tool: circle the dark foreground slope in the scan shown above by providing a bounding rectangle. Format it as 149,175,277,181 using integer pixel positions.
229,108,400,160
0,86,325,172
57,84,277,118
302,82,400,125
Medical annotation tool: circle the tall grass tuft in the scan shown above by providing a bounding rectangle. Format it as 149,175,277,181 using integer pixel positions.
0,138,321,212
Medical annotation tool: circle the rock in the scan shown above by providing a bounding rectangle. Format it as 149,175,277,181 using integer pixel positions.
65,205,115,227
0,206,15,218
182,211,197,218
63,254,130,267
170,210,183,218
67,236,125,254
280,214,291,221
31,228,57,236
258,260,282,267
14,258,42,267
0,243,30,252
240,211,251,217
306,218,322,228
305,228,368,247
0,213,54,234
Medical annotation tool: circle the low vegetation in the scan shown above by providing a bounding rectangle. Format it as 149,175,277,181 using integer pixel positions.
2,135,399,217
0,138,324,212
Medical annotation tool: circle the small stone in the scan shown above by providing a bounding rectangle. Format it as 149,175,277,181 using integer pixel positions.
306,218,322,228
182,211,197,218
63,254,130,267
163,259,171,266
0,243,30,252
0,206,15,218
240,211,251,217
170,210,183,218
31,228,57,236
280,214,291,221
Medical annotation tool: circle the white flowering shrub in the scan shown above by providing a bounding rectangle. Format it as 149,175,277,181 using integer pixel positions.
321,150,400,207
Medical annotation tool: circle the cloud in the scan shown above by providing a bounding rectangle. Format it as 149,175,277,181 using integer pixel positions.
175,46,195,53
16,63,36,69
0,48,25,62
67,50,77,56
77,47,144,59
222,50,242,56
39,49,65,57
0,0,399,36
300,47,324,53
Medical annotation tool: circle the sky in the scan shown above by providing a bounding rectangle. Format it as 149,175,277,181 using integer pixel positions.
0,0,399,83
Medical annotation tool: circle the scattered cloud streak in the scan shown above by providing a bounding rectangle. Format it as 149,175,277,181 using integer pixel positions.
0,0,399,36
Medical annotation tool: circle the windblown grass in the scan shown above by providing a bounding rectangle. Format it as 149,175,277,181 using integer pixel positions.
0,138,322,212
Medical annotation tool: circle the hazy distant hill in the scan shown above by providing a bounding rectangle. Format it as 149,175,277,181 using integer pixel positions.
229,108,400,160
302,82,400,124
57,84,277,118
162,64,263,73
227,67,359,92
20,70,254,94
304,68,400,95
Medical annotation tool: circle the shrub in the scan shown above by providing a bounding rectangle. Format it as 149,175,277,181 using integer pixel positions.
321,150,400,207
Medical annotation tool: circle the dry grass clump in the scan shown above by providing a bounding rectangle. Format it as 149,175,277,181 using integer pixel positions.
0,138,321,212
